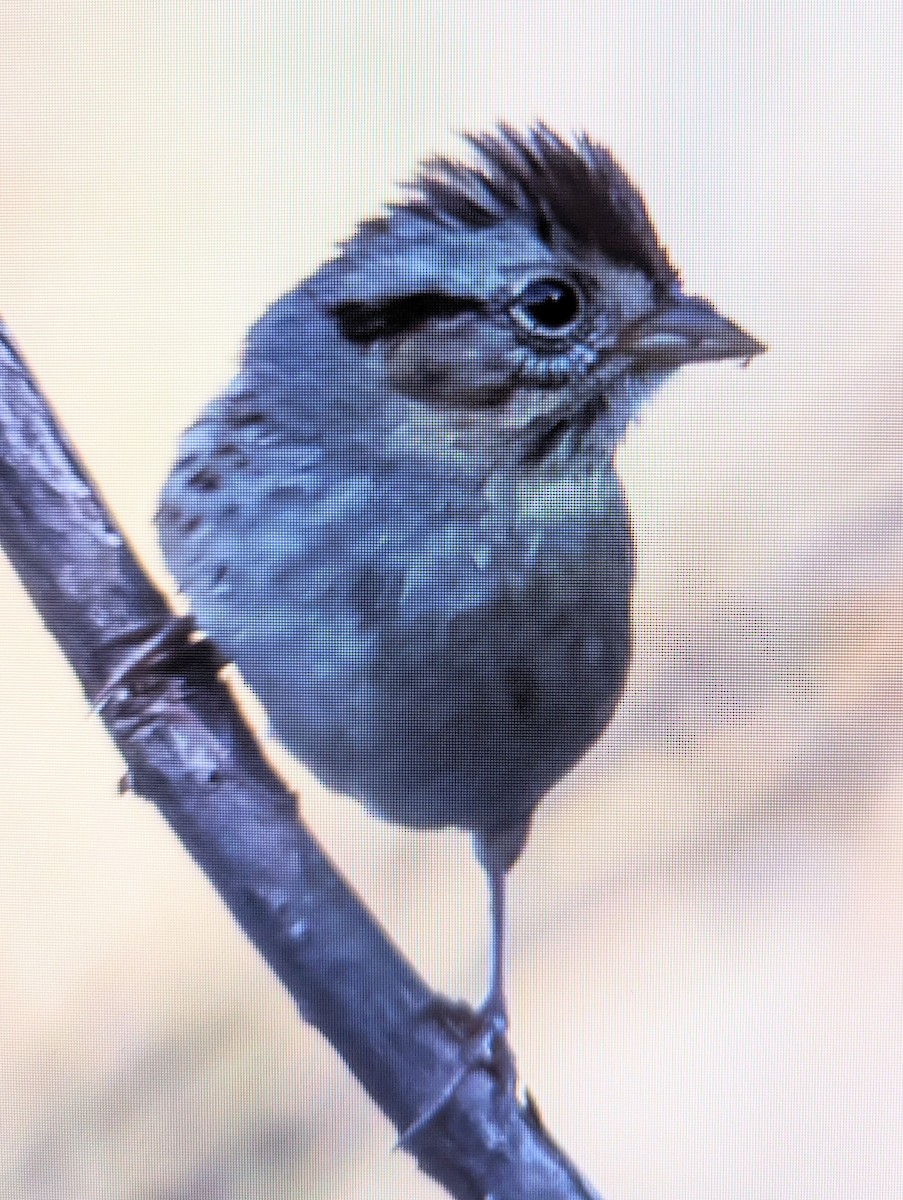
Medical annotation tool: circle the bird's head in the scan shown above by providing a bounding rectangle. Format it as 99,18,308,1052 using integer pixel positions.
249,125,763,460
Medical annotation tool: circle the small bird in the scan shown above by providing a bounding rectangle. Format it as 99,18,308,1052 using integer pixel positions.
158,124,763,1110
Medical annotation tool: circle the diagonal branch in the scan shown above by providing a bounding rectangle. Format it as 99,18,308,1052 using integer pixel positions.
0,320,606,1200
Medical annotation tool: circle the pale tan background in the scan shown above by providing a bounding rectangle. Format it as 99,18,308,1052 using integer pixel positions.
1,2,902,1197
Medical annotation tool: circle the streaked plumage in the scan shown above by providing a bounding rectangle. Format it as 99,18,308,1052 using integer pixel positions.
158,127,763,1114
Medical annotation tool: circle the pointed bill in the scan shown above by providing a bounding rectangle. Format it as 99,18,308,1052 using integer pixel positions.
623,293,766,370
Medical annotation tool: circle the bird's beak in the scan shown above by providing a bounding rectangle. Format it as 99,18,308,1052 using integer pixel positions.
621,293,766,370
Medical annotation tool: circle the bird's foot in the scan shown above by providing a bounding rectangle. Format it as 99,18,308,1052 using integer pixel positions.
91,614,213,714
396,993,517,1147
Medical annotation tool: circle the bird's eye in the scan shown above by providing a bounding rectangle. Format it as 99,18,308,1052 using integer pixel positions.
511,277,583,334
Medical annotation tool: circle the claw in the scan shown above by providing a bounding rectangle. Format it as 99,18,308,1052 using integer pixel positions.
394,996,516,1148
91,614,197,714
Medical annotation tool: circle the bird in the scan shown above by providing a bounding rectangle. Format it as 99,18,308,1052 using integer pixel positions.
157,123,763,1123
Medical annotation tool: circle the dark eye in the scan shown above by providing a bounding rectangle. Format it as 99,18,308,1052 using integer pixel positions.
511,277,583,334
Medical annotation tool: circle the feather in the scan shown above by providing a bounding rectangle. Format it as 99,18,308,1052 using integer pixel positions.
398,123,677,287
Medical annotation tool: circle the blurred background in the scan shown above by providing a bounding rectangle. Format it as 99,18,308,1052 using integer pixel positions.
1,2,901,1196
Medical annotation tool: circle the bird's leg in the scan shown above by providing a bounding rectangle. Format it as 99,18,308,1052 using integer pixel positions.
470,858,518,1094
478,857,508,1029
398,857,517,1145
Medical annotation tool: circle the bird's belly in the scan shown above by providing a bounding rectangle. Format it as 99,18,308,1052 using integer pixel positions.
248,488,633,841
361,588,632,837
163,433,634,843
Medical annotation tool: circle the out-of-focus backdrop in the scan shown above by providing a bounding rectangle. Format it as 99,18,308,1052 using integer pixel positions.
1,3,901,1197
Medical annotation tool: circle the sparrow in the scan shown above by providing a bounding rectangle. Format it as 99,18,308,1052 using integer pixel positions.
157,123,763,1123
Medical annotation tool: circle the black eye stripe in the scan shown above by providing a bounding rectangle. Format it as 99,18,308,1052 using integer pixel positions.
333,294,481,343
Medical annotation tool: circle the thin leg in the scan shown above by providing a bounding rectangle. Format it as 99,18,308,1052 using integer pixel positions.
397,855,517,1145
479,860,508,1028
